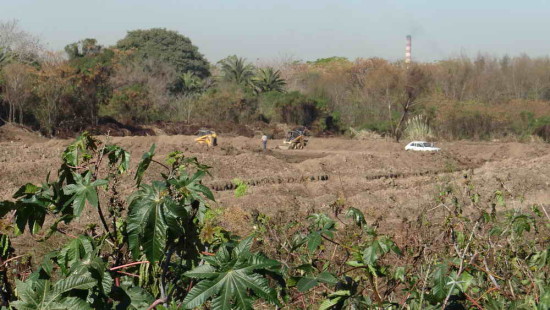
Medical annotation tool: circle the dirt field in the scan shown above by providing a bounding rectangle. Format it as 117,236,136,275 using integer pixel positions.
1,125,549,255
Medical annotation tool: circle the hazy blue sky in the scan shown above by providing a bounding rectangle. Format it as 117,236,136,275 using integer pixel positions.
1,0,549,63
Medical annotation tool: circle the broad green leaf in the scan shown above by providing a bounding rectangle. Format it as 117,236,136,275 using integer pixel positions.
63,171,107,217
511,214,532,237
57,235,94,274
346,260,365,268
296,277,318,292
317,272,338,285
12,273,96,310
363,244,378,265
134,144,156,185
234,236,253,257
184,264,218,279
307,232,322,253
457,271,474,292
345,207,367,227
12,200,48,235
184,242,282,309
430,264,450,302
233,272,278,305
127,181,180,262
394,266,406,282
13,183,40,199
53,273,97,294
120,285,155,309
329,290,352,297
62,132,98,167
0,200,16,218
59,297,93,309
319,296,343,310
168,171,215,203
142,197,167,262
183,279,224,309
104,145,130,174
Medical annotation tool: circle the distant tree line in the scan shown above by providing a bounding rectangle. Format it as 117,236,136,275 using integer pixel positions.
1,20,549,140
282,56,550,140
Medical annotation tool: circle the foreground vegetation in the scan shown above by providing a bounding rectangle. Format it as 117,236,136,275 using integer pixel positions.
0,134,548,309
1,21,550,141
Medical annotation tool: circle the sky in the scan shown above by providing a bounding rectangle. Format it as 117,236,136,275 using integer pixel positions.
1,0,550,63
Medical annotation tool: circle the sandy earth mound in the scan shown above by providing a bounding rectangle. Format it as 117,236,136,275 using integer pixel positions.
0,123,45,143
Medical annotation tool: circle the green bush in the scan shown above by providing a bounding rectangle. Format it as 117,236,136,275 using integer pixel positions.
360,119,393,135
232,178,248,197
192,84,258,124
258,91,322,127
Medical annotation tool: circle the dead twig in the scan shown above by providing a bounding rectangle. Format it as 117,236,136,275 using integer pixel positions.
0,255,26,266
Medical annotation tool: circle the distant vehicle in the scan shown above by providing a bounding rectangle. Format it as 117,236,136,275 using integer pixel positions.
283,128,308,150
405,141,440,152
195,129,217,147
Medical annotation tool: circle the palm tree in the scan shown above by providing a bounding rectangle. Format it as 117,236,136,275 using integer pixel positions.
218,55,255,86
180,71,204,94
253,67,286,93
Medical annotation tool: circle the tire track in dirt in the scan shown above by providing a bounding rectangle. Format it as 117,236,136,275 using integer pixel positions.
208,163,479,192
208,174,330,191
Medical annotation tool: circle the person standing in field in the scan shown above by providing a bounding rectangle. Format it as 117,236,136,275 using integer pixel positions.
261,134,268,151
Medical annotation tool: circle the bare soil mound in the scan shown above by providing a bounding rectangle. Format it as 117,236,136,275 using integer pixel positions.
0,123,45,143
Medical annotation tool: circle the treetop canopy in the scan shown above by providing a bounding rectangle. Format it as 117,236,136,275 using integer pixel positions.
116,28,210,78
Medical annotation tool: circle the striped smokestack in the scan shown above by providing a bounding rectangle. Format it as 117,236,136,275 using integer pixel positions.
405,35,412,66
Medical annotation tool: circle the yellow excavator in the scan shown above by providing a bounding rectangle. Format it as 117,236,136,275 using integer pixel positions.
195,129,218,147
283,128,308,149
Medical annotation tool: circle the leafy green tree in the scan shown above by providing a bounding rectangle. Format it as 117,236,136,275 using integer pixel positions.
219,55,255,86
258,91,321,126
116,28,210,79
67,46,116,126
64,38,102,60
252,67,286,93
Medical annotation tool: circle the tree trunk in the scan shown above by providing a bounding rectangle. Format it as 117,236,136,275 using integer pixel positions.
8,103,14,123
394,97,412,142
18,105,23,124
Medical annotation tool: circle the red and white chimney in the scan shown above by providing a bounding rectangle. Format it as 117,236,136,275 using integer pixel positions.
405,35,412,66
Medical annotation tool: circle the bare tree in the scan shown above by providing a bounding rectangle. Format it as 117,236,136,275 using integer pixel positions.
34,52,72,136
109,58,175,123
1,63,35,124
393,65,430,142
0,20,43,63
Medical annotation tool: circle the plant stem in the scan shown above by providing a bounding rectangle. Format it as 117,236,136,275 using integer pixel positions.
146,298,167,310
152,159,170,171
442,221,479,309
366,270,383,304
110,260,150,271
160,246,176,305
97,199,116,244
